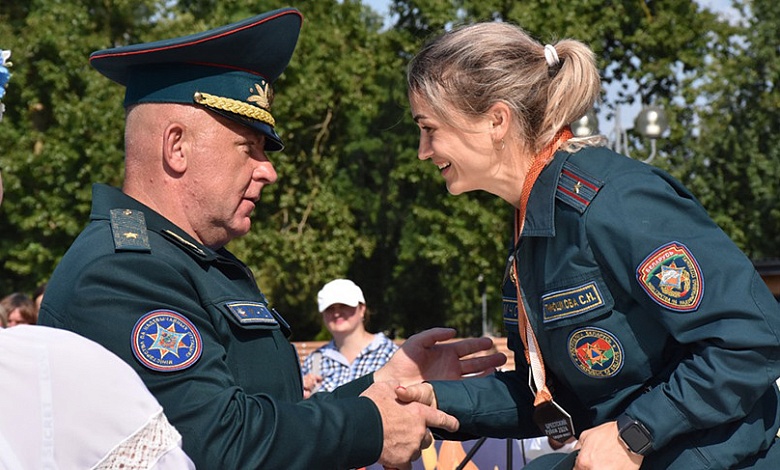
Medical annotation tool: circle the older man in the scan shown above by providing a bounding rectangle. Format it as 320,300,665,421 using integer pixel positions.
38,8,503,470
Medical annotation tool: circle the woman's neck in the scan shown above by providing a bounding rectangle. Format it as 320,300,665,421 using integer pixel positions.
334,330,375,364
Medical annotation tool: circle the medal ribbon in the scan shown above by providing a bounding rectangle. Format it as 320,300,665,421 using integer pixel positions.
510,127,573,407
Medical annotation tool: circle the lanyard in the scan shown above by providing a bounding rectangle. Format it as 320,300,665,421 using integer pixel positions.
509,128,573,407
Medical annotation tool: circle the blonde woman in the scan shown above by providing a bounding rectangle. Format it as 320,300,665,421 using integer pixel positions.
400,21,780,470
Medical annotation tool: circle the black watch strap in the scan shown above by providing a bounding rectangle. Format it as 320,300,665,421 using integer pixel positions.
616,413,653,456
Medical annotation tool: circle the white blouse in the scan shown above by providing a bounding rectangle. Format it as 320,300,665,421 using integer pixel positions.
0,325,194,469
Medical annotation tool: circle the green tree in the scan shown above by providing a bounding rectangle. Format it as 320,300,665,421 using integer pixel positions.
1,0,777,340
672,0,780,259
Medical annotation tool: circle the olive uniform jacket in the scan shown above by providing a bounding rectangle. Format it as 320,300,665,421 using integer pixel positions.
39,184,382,469
430,146,780,469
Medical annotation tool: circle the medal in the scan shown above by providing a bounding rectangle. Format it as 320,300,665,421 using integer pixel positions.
532,398,575,442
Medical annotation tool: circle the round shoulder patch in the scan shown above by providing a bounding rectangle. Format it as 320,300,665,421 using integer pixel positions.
568,327,623,378
636,241,703,312
132,310,202,372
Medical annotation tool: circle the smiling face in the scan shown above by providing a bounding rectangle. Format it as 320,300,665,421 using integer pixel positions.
410,94,531,206
410,94,502,196
321,303,366,338
182,112,278,248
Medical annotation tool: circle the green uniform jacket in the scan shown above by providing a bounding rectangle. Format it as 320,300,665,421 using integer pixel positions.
431,146,780,468
39,184,383,469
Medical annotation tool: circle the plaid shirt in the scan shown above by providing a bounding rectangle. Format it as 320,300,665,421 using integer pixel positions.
302,332,398,393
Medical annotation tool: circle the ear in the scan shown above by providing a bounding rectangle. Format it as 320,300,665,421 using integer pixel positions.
487,102,512,142
162,122,187,174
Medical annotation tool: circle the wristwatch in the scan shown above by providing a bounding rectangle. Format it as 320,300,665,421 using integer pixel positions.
616,413,654,455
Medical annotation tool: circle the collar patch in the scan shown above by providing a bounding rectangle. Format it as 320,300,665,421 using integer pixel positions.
555,161,603,213
636,241,703,312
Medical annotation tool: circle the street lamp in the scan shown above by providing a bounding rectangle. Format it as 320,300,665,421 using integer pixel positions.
571,109,599,137
570,105,669,164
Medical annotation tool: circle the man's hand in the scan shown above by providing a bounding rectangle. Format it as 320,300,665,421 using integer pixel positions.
302,373,322,399
374,328,506,386
361,381,457,470
574,421,643,470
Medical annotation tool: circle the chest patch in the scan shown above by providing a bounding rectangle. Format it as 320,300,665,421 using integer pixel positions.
568,327,623,378
636,241,703,312
132,310,202,372
225,301,278,325
502,295,519,330
542,281,604,323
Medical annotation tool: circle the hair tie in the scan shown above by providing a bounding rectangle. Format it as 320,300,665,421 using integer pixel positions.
543,44,560,67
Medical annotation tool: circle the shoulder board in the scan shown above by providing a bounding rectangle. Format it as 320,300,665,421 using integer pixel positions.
556,161,604,214
110,208,151,252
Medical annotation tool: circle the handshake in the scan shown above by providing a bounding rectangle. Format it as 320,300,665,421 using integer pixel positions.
358,328,506,470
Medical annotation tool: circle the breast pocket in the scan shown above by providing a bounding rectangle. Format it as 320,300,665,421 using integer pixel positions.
537,273,654,405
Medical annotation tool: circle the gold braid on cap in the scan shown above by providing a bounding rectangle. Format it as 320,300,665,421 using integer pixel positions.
193,91,275,127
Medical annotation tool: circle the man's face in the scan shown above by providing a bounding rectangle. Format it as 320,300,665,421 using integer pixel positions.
182,112,278,248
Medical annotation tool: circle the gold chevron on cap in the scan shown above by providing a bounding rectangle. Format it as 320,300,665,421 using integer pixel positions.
193,90,275,127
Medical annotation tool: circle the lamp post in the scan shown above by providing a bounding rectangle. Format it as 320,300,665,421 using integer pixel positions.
477,274,488,336
571,105,669,164
633,105,669,164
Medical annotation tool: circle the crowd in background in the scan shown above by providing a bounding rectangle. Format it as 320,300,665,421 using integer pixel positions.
0,283,45,328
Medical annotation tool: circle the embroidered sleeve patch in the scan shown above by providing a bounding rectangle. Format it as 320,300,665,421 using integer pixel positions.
542,281,605,323
132,310,202,372
636,241,703,312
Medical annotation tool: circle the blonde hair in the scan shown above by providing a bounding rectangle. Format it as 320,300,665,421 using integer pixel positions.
407,22,605,153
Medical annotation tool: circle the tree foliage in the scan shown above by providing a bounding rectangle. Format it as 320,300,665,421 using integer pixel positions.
1,0,777,340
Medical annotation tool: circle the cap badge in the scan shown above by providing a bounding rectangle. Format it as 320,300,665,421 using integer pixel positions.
247,81,273,110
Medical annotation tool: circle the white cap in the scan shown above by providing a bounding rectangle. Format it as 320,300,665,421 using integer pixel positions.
317,279,365,312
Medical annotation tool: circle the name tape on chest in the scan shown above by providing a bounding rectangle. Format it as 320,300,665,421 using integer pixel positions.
542,281,605,323
224,301,278,325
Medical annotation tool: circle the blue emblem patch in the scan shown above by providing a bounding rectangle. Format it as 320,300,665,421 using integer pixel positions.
542,281,604,323
132,310,202,372
225,301,278,325
568,327,623,378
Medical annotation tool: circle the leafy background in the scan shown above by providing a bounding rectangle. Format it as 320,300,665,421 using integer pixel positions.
1,0,778,340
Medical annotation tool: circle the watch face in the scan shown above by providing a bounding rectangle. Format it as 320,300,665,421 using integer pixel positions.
621,423,652,454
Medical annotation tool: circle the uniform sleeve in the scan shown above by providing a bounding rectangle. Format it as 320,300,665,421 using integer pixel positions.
40,254,383,469
430,370,541,439
585,167,780,449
